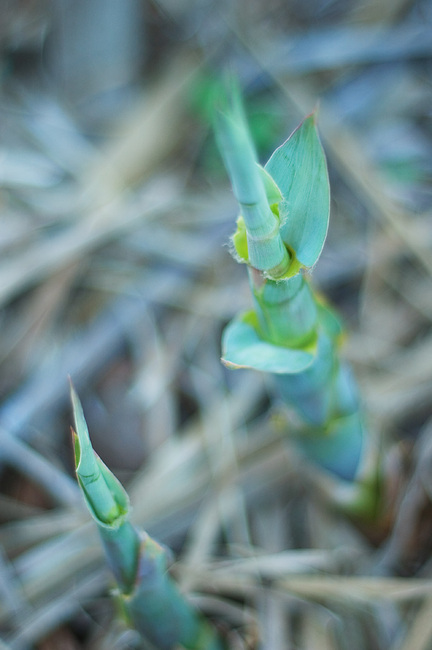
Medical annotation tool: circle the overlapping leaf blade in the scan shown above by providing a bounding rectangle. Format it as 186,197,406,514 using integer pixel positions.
222,313,315,374
265,114,330,268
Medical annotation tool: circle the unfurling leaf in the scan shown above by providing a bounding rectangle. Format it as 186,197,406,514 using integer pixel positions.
265,113,330,268
71,381,129,528
221,312,316,374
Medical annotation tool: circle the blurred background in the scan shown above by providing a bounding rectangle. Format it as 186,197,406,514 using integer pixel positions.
0,1,432,648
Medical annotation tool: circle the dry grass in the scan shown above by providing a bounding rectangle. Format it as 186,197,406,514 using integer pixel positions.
0,1,432,648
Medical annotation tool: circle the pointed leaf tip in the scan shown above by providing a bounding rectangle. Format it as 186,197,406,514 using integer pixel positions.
265,113,330,268
69,381,95,478
70,383,129,527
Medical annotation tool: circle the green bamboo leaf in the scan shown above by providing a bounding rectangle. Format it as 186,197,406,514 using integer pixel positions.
221,312,315,374
258,164,283,209
265,113,330,268
71,382,129,528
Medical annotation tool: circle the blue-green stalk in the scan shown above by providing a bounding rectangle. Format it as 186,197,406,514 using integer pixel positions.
214,86,290,279
70,383,224,650
215,87,375,502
